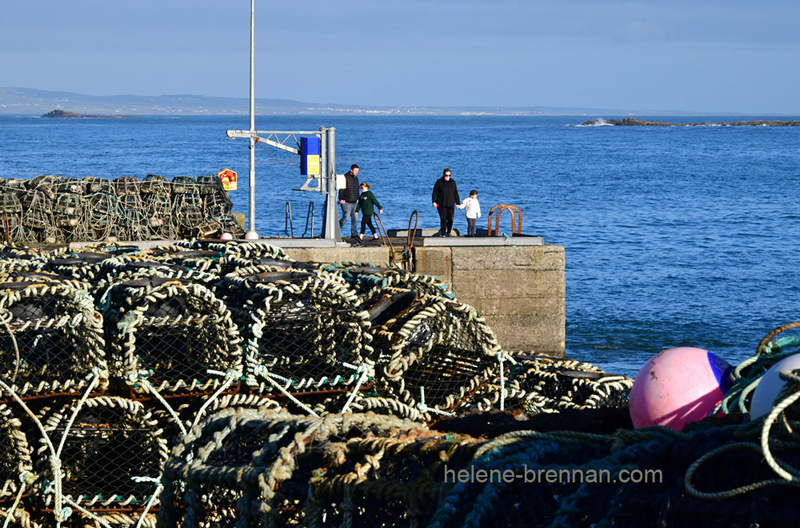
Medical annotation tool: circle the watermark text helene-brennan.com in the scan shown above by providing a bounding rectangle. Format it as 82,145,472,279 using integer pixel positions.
444,465,663,485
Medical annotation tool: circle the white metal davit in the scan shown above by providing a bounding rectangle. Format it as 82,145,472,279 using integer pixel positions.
226,0,341,242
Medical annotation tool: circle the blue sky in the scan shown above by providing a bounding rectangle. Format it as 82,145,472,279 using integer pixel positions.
2,0,800,113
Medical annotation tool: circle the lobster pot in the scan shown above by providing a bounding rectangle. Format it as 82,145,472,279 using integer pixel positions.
20,191,53,243
55,177,84,196
220,267,372,398
306,430,484,528
471,355,633,415
0,194,23,246
196,175,224,196
368,288,502,415
44,252,113,283
158,411,419,528
0,403,33,503
324,262,455,302
82,176,114,195
142,193,177,239
113,176,141,196
215,240,288,261
140,174,170,196
146,393,285,452
0,272,89,296
103,277,242,395
0,281,107,398
222,256,317,282
117,193,147,241
172,193,204,236
53,193,81,229
34,397,168,517
83,191,118,241
0,250,40,275
94,259,220,299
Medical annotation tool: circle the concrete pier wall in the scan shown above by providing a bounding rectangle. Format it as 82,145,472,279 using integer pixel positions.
284,243,566,357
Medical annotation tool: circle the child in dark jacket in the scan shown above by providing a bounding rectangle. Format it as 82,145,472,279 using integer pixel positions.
356,182,383,240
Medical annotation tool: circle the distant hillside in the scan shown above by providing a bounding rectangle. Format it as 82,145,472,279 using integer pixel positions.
0,87,631,116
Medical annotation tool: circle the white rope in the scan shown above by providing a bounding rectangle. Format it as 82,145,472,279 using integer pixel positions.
253,365,319,417
761,388,800,481
188,369,241,431
416,386,454,417
340,364,372,414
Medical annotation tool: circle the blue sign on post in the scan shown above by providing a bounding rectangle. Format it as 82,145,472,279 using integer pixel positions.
300,137,321,176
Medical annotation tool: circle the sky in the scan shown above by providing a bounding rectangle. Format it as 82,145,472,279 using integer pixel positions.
2,0,800,114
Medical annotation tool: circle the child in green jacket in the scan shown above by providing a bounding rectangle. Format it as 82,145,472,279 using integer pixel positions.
356,182,383,240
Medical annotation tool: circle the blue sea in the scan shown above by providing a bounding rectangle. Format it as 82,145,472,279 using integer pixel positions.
1,114,799,377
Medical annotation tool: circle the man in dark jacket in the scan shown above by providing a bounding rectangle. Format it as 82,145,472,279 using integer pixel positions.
432,168,460,237
338,164,360,238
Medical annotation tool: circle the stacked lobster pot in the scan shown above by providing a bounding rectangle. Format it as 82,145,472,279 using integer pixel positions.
324,262,455,303
140,175,176,240
19,176,57,245
114,177,147,242
0,187,23,246
52,178,84,242
0,277,108,399
159,411,423,528
171,177,205,236
101,275,243,396
217,264,373,415
195,175,239,238
0,273,113,527
33,396,168,528
361,287,503,420
470,355,633,414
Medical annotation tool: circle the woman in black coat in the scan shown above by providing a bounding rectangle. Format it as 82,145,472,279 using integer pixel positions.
432,168,461,237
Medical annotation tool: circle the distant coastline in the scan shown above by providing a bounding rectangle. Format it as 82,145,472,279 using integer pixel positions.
41,109,135,119
579,117,800,127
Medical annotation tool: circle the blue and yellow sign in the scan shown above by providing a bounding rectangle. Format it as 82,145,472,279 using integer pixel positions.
300,137,321,176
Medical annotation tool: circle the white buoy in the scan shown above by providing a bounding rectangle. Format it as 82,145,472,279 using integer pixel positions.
750,353,800,420
220,232,233,241
244,230,259,240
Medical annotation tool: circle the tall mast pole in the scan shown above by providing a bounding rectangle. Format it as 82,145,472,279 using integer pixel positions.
245,0,259,239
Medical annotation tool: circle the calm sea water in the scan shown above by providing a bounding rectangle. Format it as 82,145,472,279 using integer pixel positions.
1,114,799,377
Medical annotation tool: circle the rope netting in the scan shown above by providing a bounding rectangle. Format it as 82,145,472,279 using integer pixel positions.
0,175,244,244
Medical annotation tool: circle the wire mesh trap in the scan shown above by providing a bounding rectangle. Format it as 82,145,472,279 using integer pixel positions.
102,276,242,396
159,410,423,528
323,262,455,303
0,281,107,399
218,266,372,405
366,288,502,417
469,355,633,415
33,396,168,523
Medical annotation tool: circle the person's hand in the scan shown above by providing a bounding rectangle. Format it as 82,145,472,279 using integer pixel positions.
433,202,438,208
339,199,345,205
378,209,383,214
354,212,358,217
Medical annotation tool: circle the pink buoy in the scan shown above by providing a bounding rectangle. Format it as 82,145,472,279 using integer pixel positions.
629,347,732,431
750,353,800,420
220,232,233,241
